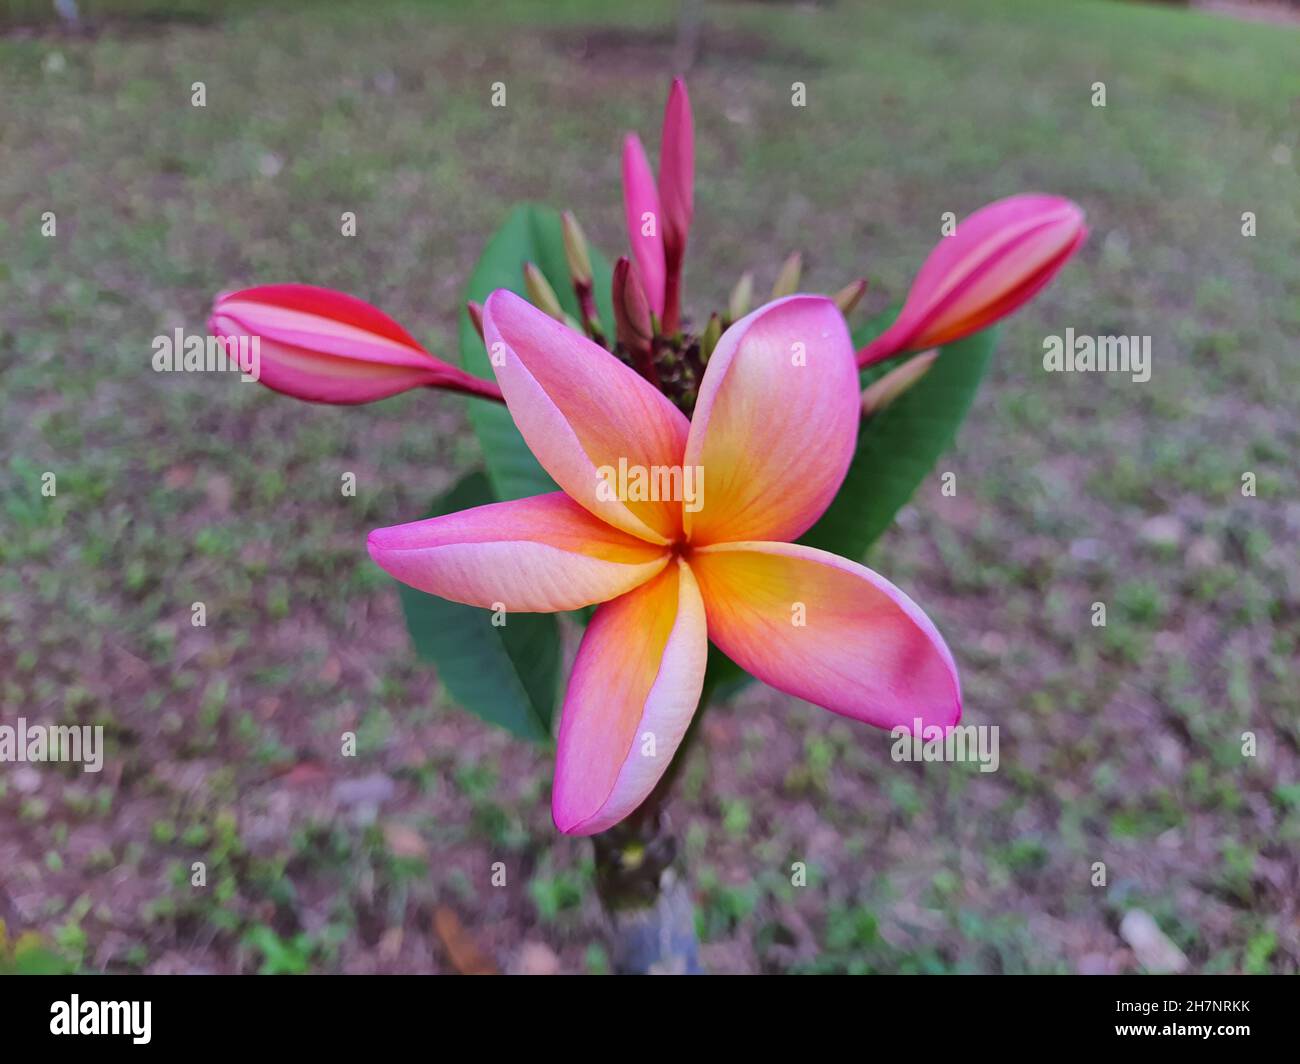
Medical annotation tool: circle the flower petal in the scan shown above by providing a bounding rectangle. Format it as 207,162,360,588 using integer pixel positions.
482,289,690,544
553,559,707,835
367,492,669,612
690,541,961,732
209,284,502,404
622,133,666,317
683,295,859,545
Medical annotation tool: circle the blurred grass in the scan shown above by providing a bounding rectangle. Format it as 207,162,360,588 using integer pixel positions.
1,0,261,27
1,0,1297,973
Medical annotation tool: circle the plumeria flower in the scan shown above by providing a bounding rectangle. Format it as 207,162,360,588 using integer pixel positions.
366,289,960,835
204,76,1088,839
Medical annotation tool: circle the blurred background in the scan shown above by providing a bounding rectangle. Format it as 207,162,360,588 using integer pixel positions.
1,0,1297,974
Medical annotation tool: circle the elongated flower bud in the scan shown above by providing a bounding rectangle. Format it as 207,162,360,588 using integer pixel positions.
771,252,802,298
728,271,754,322
611,256,657,386
833,278,868,316
658,78,694,334
700,313,722,360
858,195,1086,367
523,262,567,323
621,133,666,318
861,350,939,417
612,256,655,352
208,284,502,405
562,212,606,345
562,211,593,288
466,300,485,342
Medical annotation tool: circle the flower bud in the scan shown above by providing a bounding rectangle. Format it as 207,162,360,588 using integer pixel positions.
621,133,666,318
466,300,485,342
771,252,802,299
562,211,593,289
523,262,567,323
208,284,501,405
658,78,694,334
861,350,939,417
728,271,754,322
833,278,868,316
612,256,655,352
858,195,1086,367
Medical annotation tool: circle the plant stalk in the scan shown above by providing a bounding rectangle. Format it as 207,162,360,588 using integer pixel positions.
589,698,708,974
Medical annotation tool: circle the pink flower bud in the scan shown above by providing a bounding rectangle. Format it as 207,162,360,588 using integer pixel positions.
858,195,1087,367
621,133,666,320
658,78,694,334
209,284,502,405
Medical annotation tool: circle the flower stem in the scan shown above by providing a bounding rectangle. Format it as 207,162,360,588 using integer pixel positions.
589,696,708,973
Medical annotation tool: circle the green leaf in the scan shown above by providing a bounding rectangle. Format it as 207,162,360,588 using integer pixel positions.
457,203,614,503
396,471,561,743
799,324,998,561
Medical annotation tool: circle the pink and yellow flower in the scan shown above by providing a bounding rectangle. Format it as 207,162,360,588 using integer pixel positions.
209,77,1089,838
367,290,960,835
